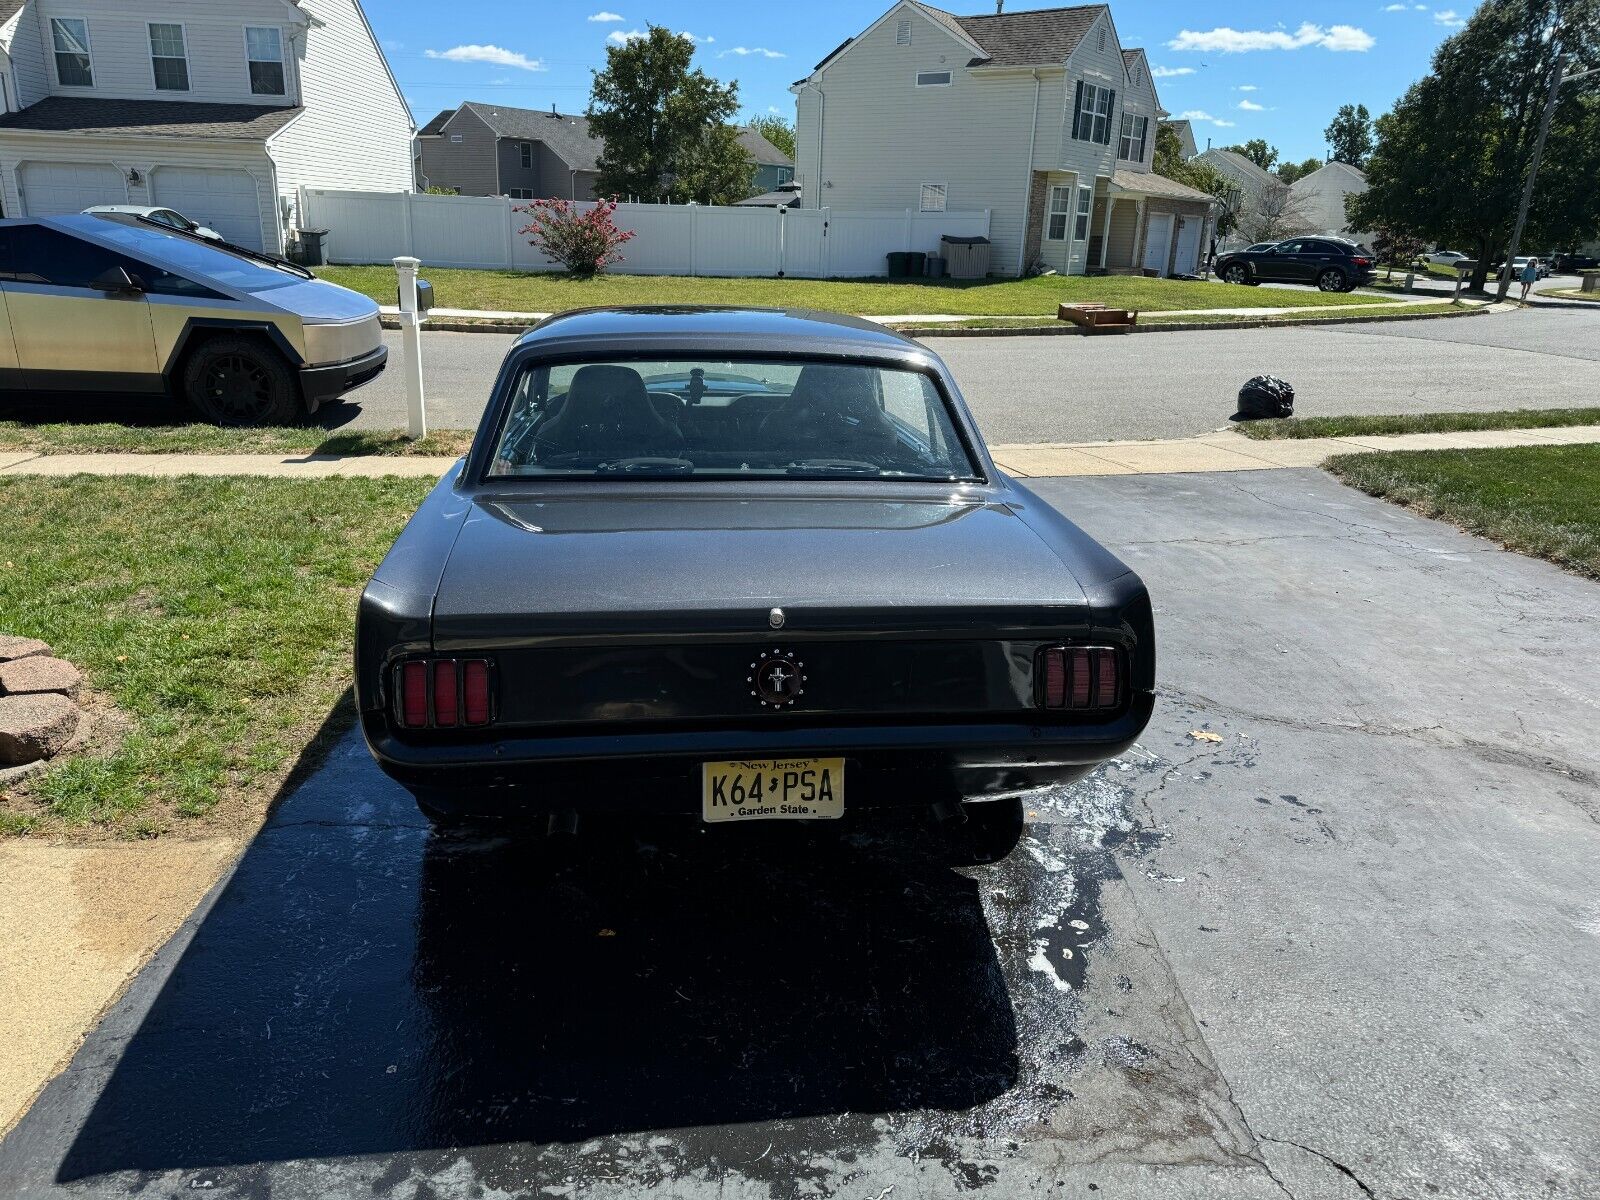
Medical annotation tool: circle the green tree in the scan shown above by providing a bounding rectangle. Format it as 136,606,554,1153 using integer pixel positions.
587,25,750,205
1275,157,1324,185
1223,138,1279,170
748,114,795,161
1155,124,1241,240
1347,0,1600,292
1324,103,1374,167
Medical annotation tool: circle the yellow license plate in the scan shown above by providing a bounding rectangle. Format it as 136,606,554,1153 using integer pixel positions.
701,758,845,823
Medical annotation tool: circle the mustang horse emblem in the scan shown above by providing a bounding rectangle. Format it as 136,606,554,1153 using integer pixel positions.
750,650,807,708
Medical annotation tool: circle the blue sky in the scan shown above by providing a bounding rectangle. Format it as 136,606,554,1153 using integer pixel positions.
371,1,1475,163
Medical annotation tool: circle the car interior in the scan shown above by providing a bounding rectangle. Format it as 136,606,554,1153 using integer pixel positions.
491,359,978,480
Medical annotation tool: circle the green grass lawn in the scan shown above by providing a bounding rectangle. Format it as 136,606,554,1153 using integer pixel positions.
1236,407,1600,440
317,265,1394,317
887,301,1466,333
0,476,433,836
1328,445,1600,579
1545,287,1600,303
0,422,475,457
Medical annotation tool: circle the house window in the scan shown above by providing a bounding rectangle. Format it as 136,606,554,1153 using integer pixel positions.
1072,82,1114,145
1118,114,1148,162
508,188,534,200
51,18,93,88
450,134,464,144
519,142,533,169
1074,185,1093,241
149,23,189,92
896,18,912,45
1045,185,1072,240
919,182,947,212
915,70,952,87
245,26,286,96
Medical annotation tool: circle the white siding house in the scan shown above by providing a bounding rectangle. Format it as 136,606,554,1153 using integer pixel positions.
0,0,411,250
1290,160,1372,246
792,2,1215,278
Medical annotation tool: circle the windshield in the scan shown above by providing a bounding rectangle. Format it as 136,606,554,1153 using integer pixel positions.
84,221,300,292
488,357,980,482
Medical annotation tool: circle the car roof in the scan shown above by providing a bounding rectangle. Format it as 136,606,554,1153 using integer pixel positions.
84,205,166,214
513,305,928,360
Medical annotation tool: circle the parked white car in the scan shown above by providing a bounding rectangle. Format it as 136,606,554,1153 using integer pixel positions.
83,205,224,244
1427,249,1469,267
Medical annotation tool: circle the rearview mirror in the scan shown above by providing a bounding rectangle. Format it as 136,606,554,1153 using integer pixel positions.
91,265,143,294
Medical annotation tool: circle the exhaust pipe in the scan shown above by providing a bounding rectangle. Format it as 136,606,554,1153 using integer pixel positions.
547,809,579,837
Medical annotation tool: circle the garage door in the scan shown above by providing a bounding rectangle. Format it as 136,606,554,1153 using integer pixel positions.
1142,212,1173,276
151,167,264,249
19,162,128,215
1172,216,1202,277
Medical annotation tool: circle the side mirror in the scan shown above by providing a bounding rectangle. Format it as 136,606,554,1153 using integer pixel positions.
91,265,143,293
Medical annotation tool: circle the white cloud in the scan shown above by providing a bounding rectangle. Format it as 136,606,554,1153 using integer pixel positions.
1382,3,1407,10
1433,8,1465,26
1151,65,1195,77
607,28,647,44
1167,22,1373,53
1236,84,1258,90
766,105,782,114
679,31,713,44
1178,109,1235,126
721,46,786,58
588,10,624,21
1237,99,1266,110
425,44,546,70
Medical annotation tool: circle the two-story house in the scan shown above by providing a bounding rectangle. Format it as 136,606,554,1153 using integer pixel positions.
0,0,412,251
791,2,1215,278
415,101,795,203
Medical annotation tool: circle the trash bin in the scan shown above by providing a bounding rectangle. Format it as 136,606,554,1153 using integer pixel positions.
905,251,927,277
293,228,329,267
941,235,991,280
886,251,911,278
925,256,947,279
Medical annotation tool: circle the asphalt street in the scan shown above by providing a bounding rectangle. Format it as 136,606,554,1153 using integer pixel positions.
329,302,1600,443
3,469,1595,1199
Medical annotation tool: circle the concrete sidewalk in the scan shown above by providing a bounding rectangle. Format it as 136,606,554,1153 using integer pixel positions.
4,424,1597,482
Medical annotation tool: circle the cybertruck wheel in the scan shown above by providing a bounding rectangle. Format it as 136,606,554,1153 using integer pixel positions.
944,797,1026,865
183,336,300,426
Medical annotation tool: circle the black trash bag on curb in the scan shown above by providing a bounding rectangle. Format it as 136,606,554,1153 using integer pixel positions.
1237,375,1295,419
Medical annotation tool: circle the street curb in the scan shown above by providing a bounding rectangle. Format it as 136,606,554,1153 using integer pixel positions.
384,304,1488,338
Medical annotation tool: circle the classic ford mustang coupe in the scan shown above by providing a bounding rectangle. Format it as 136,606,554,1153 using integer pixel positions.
356,307,1154,860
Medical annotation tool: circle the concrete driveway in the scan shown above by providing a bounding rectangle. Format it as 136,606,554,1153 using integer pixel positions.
2,468,1595,1199
326,303,1600,443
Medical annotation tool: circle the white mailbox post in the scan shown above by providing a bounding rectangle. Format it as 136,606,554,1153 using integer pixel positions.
394,256,427,439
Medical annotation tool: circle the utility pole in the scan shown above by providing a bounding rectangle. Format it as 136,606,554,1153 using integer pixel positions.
1497,48,1565,300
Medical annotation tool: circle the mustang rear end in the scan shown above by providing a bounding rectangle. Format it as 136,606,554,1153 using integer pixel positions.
356,307,1154,860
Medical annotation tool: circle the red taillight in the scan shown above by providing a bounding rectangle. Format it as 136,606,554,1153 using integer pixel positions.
394,657,494,729
1353,256,1372,267
1036,646,1123,712
400,661,428,728
462,660,490,726
432,660,459,727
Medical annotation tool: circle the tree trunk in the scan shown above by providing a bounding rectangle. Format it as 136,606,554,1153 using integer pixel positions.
1470,235,1491,293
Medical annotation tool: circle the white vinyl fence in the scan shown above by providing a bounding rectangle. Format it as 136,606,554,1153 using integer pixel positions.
300,189,992,278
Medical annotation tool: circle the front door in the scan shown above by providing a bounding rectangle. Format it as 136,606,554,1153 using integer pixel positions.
0,224,160,390
1143,212,1173,276
1172,216,1202,276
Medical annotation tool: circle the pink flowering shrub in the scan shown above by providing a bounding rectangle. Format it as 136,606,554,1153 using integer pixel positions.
516,197,636,276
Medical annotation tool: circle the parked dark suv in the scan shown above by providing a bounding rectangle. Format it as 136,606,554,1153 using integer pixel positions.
1215,237,1376,292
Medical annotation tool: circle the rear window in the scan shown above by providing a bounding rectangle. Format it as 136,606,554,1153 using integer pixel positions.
81,220,300,292
488,357,980,482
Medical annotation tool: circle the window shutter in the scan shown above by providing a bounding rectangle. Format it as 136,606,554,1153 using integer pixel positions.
1103,90,1117,144
1071,80,1084,140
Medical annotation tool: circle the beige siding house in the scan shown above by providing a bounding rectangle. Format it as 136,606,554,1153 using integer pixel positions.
792,2,1214,278
0,0,412,250
1290,160,1373,245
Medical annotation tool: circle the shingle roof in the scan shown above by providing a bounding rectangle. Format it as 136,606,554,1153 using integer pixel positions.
417,109,454,137
460,102,603,171
1201,147,1284,190
736,126,793,167
0,97,301,139
0,1,26,25
1110,168,1215,204
945,3,1108,68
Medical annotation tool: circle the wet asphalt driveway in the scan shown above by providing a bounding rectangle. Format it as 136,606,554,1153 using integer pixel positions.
3,468,1598,1199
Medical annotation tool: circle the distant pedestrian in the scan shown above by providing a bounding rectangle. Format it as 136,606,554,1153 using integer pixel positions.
1519,258,1539,300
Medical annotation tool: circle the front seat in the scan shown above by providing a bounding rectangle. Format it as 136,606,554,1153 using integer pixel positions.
761,364,898,456
533,364,684,461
